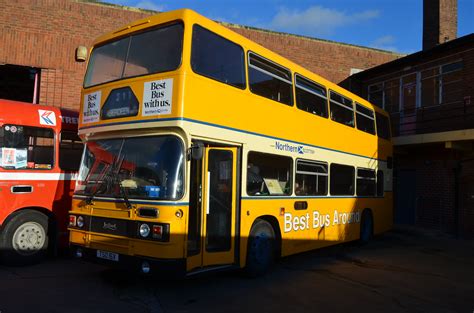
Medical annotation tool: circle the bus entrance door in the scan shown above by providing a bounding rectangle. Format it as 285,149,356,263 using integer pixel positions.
187,147,238,272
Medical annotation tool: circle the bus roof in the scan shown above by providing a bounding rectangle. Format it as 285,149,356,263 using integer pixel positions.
0,99,79,131
91,8,389,117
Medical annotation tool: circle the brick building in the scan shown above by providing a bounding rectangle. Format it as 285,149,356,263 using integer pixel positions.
344,0,474,237
0,0,401,110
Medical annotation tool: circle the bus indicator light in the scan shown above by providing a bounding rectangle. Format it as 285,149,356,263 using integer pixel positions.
69,215,77,227
152,225,163,239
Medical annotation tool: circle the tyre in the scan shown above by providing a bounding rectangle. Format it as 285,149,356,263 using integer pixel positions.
359,209,373,244
0,210,49,266
245,219,276,277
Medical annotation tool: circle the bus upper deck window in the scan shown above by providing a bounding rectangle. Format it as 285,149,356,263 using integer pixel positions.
356,103,376,135
329,91,354,127
376,112,392,140
248,53,293,106
295,74,328,118
191,25,245,89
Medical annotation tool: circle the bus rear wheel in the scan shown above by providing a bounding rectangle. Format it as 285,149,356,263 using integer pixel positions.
0,210,49,266
359,209,373,244
245,219,276,277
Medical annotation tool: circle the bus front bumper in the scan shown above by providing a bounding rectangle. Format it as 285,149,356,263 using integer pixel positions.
71,245,186,278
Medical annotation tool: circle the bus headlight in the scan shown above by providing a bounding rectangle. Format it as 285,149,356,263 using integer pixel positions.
139,223,150,237
77,216,85,228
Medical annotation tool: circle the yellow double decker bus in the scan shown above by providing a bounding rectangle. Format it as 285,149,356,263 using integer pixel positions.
69,9,393,277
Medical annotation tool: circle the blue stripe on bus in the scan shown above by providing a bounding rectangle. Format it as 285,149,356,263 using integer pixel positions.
73,196,189,206
79,117,387,162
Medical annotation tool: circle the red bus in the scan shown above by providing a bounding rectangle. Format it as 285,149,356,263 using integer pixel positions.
0,99,83,264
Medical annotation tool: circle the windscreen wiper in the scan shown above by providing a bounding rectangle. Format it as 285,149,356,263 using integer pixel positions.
117,177,132,210
85,162,115,205
114,154,132,210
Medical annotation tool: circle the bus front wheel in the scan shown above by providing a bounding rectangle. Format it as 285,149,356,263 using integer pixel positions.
0,210,49,265
245,219,276,277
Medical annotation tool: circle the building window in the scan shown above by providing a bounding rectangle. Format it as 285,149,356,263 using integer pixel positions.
441,61,463,105
191,25,246,89
248,52,293,106
368,83,383,108
295,74,328,118
330,163,355,196
0,65,40,103
329,91,354,127
376,112,391,140
59,131,83,171
383,79,400,113
356,103,375,135
421,67,440,107
356,168,376,196
0,125,54,170
247,152,292,196
295,160,328,196
401,74,417,113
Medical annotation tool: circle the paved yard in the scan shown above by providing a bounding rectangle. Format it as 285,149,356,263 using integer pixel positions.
0,227,473,313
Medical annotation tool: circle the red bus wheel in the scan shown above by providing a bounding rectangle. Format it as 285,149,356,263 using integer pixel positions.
0,210,49,266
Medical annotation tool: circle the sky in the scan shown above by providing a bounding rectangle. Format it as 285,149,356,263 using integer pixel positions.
106,0,473,54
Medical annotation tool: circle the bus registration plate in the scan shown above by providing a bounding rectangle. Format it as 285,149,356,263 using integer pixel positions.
96,250,119,262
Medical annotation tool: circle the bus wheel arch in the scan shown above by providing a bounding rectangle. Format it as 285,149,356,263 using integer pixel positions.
0,207,55,265
257,215,282,258
244,216,280,277
359,208,374,244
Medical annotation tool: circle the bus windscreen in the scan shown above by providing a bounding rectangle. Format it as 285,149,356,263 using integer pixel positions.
84,22,184,87
75,135,184,201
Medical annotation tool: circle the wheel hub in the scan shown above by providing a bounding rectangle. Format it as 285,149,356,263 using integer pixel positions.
12,222,46,256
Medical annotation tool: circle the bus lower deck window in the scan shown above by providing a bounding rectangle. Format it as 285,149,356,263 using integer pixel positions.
247,151,292,196
0,124,54,170
330,163,355,195
356,168,376,196
295,159,328,196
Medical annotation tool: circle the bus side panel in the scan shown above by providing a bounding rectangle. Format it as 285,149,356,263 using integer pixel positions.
0,176,58,224
372,192,394,235
239,198,359,265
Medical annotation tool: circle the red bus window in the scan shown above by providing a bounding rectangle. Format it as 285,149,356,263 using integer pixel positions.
0,124,54,170
59,131,83,171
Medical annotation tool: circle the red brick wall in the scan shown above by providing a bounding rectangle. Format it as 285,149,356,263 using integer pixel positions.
395,146,456,232
0,0,401,110
228,26,401,83
0,0,150,109
459,159,474,238
395,144,474,237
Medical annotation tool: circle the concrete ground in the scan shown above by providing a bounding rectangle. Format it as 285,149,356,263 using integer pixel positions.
0,227,473,313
